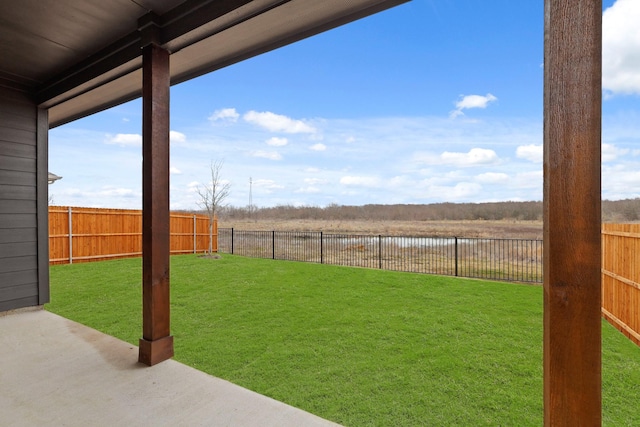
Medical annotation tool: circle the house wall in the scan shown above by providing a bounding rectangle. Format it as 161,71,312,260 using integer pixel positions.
0,86,49,312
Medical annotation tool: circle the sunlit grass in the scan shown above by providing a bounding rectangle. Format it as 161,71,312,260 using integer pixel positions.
47,255,640,426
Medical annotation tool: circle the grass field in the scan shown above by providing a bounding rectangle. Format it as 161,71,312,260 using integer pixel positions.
47,255,640,426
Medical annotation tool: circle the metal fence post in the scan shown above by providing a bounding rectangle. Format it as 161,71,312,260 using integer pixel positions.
379,235,382,269
320,231,324,264
454,237,458,277
231,228,234,254
272,230,276,259
68,206,73,264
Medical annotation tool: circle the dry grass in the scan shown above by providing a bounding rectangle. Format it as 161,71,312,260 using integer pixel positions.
220,219,543,239
217,227,544,283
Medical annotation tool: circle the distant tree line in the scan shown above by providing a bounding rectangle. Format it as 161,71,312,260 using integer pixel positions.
216,201,540,221
172,199,637,223
192,199,640,223
603,198,640,222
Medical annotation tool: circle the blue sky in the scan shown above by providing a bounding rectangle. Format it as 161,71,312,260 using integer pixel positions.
49,0,640,210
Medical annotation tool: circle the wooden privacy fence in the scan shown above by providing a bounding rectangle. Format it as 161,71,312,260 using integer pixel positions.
602,223,640,346
49,206,217,265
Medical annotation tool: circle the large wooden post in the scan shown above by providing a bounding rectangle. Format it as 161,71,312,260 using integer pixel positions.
139,43,174,366
543,0,601,424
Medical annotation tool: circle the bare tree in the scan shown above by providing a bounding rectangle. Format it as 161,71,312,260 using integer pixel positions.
196,160,231,254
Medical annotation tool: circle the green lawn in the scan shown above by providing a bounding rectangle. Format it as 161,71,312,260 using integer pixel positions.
47,255,640,426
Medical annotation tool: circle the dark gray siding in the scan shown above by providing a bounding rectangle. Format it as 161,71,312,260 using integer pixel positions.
0,86,47,312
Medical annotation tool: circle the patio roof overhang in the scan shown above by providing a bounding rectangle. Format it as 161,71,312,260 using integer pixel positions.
0,0,408,128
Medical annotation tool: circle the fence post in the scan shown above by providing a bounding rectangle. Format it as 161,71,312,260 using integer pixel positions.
193,215,197,254
379,235,382,269
320,231,323,264
68,206,73,264
231,228,234,254
454,237,458,277
272,230,275,259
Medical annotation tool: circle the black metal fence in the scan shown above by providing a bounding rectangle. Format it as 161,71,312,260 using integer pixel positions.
218,228,543,283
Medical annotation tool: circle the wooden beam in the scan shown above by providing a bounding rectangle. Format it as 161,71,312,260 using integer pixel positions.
543,0,602,425
139,43,173,366
37,1,254,108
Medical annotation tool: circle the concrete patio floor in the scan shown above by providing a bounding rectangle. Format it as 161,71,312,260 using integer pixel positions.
0,308,340,427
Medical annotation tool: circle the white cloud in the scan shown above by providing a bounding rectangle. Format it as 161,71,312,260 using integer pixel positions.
105,133,142,147
603,164,640,199
104,131,185,146
440,148,499,167
209,108,239,122
305,167,321,173
295,186,321,194
515,143,628,163
475,172,509,184
514,170,543,190
309,143,327,151
427,182,483,200
304,178,328,185
413,148,500,167
170,131,186,144
170,167,182,175
59,186,139,199
340,176,380,187
253,179,285,191
244,110,316,134
450,93,497,118
448,182,482,198
603,0,640,96
602,143,630,162
456,94,498,109
250,150,282,161
99,187,137,197
388,175,414,188
516,144,543,163
266,137,288,146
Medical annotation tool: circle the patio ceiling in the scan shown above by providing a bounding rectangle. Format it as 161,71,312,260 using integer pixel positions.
0,0,408,128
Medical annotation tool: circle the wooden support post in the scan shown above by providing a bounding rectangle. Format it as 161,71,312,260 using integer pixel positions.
139,43,174,366
543,0,601,424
